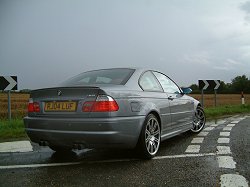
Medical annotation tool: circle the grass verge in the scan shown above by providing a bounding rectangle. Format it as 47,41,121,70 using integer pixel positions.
0,119,28,143
205,104,250,119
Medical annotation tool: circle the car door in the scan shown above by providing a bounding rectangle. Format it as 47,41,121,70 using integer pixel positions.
139,71,172,134
152,71,194,131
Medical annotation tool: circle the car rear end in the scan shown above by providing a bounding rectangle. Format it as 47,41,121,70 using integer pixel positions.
24,69,145,150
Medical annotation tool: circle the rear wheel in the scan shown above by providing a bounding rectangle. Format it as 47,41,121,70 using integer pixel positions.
191,106,206,133
137,114,161,159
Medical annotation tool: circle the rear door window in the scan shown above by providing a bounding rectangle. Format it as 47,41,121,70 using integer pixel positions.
153,71,181,94
139,71,163,92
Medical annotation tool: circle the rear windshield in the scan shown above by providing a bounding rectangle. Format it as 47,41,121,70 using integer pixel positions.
61,68,135,86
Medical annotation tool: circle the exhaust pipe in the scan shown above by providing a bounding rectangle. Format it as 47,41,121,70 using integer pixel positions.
39,141,48,146
73,144,78,149
73,143,84,150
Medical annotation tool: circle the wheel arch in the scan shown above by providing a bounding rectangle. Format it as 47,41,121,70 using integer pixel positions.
136,110,162,146
136,110,162,159
147,110,162,130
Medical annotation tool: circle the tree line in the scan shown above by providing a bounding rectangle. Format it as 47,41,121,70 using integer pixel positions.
1,75,250,94
189,75,250,94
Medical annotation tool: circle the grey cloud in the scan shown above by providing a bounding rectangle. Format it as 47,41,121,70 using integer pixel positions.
0,0,250,89
241,1,250,13
240,1,250,22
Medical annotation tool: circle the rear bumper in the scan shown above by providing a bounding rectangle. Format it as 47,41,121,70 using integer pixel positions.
24,116,145,149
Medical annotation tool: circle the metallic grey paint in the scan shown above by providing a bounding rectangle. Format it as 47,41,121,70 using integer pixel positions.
24,68,201,150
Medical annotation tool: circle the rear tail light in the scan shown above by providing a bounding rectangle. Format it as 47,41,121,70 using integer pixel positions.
28,99,40,112
82,95,119,112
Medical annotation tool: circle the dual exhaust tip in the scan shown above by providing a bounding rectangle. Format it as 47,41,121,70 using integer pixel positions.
39,141,48,146
39,141,84,150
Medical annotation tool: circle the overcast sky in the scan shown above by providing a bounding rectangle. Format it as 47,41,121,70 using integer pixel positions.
1,0,250,89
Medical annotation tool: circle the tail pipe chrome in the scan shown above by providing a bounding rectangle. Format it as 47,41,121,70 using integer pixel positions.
39,141,48,146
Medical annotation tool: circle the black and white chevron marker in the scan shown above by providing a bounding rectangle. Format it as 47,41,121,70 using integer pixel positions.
199,80,220,90
0,76,18,91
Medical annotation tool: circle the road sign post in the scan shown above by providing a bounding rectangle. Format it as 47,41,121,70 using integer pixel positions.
8,91,11,120
199,80,220,108
0,76,18,120
214,89,217,107
201,89,204,107
241,91,245,105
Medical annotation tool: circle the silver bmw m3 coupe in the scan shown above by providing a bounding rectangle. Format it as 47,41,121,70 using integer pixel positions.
24,68,206,158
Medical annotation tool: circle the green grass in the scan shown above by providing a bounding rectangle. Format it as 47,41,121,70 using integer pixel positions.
205,104,250,119
0,119,28,142
0,105,249,142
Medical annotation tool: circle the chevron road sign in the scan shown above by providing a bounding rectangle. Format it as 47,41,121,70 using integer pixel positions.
199,80,221,107
0,76,18,120
0,76,17,91
199,80,220,90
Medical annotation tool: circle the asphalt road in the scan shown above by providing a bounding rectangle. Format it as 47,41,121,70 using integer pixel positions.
0,115,249,187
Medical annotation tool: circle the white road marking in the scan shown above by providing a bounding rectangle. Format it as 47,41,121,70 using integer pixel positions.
185,145,200,153
191,138,204,144
0,162,81,169
0,153,218,169
153,153,216,160
204,127,214,131
217,156,236,169
217,119,249,187
197,132,209,137
217,146,231,155
0,141,33,153
220,132,230,137
217,120,226,125
218,138,230,144
239,117,245,120
210,124,219,127
223,127,233,131
231,120,240,124
220,174,249,187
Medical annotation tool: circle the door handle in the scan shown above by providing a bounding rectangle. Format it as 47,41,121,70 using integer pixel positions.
168,96,174,101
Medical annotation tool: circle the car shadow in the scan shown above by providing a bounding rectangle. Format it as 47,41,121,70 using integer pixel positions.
50,150,79,162
49,130,197,163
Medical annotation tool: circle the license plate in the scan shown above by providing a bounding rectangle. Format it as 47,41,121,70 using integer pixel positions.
44,101,77,112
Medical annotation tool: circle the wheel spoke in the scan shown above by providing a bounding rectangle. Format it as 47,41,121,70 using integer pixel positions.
153,129,160,137
154,137,159,143
145,136,150,143
153,143,157,152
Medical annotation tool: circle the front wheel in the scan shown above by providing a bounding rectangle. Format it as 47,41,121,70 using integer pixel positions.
137,114,161,159
191,106,206,133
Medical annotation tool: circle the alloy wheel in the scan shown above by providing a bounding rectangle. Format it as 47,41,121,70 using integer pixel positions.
191,106,206,133
145,117,161,155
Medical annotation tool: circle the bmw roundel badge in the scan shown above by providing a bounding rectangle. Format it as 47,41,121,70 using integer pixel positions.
57,90,62,96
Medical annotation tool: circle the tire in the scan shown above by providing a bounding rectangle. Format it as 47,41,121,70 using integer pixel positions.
49,145,72,152
137,114,161,159
191,106,206,133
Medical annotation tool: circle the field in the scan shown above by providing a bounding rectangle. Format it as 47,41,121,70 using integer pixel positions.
0,93,29,119
0,93,249,119
190,94,250,107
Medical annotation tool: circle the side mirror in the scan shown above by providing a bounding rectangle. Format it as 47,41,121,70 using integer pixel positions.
181,87,192,94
